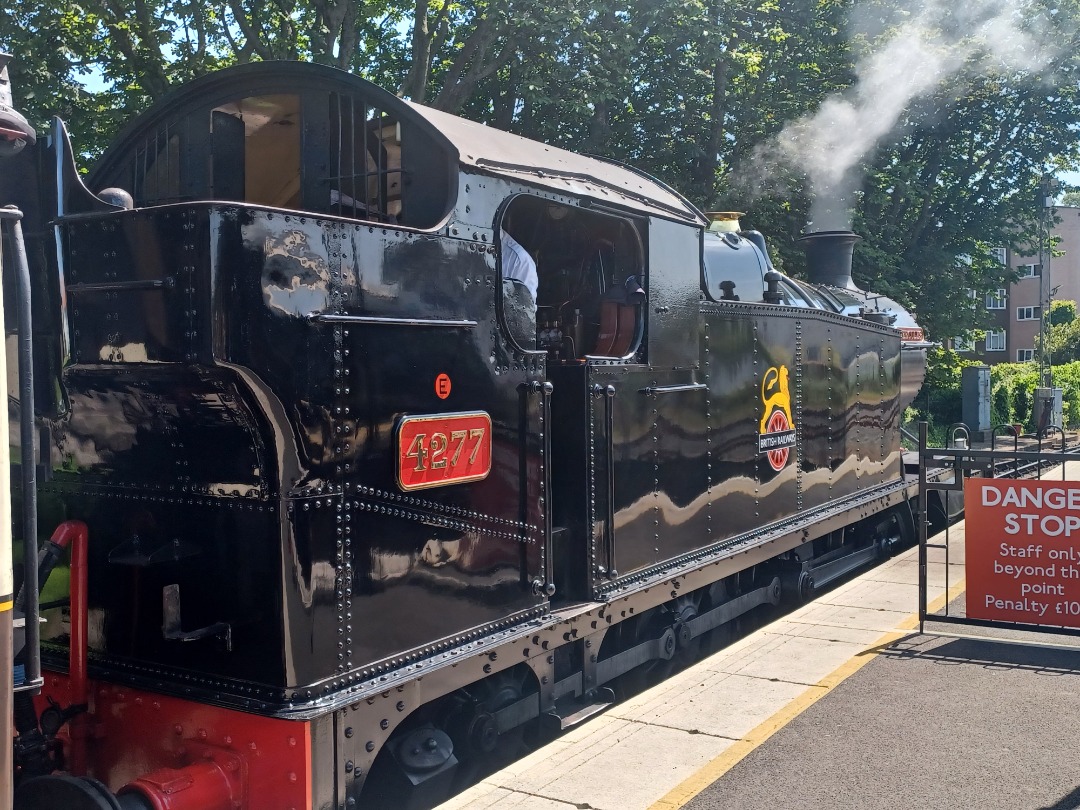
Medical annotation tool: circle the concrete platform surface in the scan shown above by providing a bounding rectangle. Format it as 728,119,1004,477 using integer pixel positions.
436,462,1080,810
685,633,1080,810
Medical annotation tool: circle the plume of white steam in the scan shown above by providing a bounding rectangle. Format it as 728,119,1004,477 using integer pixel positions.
752,0,1064,232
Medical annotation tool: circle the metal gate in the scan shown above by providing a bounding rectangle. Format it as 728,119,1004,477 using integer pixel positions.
917,420,1080,640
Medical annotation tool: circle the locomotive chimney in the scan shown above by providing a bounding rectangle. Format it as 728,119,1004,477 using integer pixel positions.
798,230,861,290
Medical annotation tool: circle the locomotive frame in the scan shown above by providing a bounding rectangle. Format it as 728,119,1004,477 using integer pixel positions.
1,60,929,809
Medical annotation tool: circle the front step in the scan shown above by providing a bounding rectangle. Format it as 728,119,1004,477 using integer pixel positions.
544,687,615,732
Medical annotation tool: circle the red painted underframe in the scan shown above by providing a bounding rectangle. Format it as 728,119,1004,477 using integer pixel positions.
39,673,313,810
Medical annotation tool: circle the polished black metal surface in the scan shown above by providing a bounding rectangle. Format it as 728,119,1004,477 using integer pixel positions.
3,62,922,748
30,202,547,699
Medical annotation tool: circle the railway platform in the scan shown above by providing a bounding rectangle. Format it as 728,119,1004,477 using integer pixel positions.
436,460,1080,810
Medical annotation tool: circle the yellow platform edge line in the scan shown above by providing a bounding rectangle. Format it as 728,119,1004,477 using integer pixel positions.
648,576,967,810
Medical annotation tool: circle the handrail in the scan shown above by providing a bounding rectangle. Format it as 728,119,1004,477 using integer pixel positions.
1,205,40,693
593,384,618,580
639,383,707,396
309,313,478,328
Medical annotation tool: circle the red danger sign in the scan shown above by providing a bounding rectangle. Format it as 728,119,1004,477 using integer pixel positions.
966,478,1080,627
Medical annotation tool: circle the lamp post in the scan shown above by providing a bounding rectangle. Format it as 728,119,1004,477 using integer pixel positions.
1038,175,1059,387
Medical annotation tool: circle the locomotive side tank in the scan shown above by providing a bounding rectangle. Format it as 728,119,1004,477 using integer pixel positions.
4,61,926,809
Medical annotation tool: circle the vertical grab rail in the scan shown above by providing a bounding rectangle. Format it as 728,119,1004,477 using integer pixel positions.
528,381,556,598
592,384,618,580
541,382,555,592
1,206,39,692
0,206,15,810
918,421,928,633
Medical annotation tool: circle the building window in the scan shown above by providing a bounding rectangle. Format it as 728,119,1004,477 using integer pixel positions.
986,330,1006,351
1016,306,1042,321
990,247,1007,265
1017,349,1036,362
986,289,1007,309
1018,263,1041,278
953,335,974,352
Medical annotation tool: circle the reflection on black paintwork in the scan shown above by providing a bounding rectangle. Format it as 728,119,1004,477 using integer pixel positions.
11,61,922,720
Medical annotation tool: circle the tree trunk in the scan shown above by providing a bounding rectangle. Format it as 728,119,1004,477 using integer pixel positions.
401,0,433,101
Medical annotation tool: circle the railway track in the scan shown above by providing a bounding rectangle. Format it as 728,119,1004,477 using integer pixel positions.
990,435,1080,479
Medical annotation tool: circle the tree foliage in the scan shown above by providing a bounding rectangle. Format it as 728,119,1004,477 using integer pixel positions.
3,0,1080,339
1039,300,1080,364
1051,299,1077,327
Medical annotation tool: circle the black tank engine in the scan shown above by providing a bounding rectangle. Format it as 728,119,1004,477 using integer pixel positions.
2,61,926,809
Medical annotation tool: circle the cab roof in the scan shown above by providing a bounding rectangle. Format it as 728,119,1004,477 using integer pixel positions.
404,101,706,224
89,60,705,225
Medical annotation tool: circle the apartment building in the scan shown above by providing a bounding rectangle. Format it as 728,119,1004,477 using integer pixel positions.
957,205,1080,364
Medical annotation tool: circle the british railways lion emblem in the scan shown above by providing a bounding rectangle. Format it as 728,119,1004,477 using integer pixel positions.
758,365,796,472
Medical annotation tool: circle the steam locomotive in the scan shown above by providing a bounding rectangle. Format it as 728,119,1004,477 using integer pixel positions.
1,59,929,809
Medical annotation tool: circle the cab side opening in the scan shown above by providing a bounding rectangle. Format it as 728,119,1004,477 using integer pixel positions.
498,195,647,362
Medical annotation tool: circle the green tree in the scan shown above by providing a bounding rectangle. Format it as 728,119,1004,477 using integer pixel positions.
1051,299,1077,326
3,0,1080,349
1040,314,1080,364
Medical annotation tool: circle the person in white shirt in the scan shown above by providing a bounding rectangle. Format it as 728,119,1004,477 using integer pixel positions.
499,223,538,348
500,229,538,302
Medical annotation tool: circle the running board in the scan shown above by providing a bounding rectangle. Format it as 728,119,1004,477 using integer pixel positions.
804,542,882,595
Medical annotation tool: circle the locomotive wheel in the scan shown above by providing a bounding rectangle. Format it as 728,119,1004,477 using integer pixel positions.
14,775,124,810
441,668,534,790
670,594,703,668
617,592,703,697
881,508,915,555
362,667,536,808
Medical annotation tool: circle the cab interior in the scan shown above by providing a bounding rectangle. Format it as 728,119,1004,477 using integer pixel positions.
499,196,646,361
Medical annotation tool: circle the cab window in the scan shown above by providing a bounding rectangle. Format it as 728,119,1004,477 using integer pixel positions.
498,195,646,360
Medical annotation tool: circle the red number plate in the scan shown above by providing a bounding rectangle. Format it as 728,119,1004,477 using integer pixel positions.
900,327,925,342
396,411,493,491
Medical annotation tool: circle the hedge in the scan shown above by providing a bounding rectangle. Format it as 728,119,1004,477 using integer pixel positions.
905,349,1080,441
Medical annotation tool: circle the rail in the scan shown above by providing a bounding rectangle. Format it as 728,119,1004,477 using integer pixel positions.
308,313,478,328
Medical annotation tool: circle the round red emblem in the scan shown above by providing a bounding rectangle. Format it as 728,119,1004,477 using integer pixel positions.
765,409,791,472
435,373,452,400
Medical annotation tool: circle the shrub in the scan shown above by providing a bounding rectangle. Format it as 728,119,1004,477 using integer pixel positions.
991,380,1013,426
916,352,1080,434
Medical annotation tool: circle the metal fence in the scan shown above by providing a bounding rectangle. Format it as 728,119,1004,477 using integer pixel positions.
918,420,1080,640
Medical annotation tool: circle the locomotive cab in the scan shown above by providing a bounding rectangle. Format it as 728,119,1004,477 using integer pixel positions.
498,195,646,360
91,82,456,228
